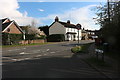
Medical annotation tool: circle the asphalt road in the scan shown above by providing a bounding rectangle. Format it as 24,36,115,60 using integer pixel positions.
2,40,108,78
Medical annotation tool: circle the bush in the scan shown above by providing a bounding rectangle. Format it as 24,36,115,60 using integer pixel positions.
71,46,82,53
47,34,65,42
71,44,91,53
25,34,35,40
2,33,23,45
36,35,46,39
2,33,37,45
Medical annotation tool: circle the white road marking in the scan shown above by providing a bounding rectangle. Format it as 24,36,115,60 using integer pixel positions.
50,52,55,53
17,59,25,61
46,49,50,51
43,54,47,55
23,48,26,49
8,50,14,51
19,52,30,54
37,50,41,51
8,49,20,52
36,55,42,57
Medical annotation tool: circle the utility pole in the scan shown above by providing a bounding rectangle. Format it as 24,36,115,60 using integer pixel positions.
107,0,110,23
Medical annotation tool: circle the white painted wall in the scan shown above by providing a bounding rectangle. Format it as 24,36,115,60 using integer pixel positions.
49,22,66,35
49,22,81,41
65,28,81,41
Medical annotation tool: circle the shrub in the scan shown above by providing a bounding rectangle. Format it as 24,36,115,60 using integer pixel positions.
47,34,65,42
25,34,35,40
2,33,37,45
71,46,82,53
36,35,46,39
2,33,23,45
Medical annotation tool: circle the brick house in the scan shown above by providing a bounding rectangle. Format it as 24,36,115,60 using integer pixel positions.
1,18,23,34
1,18,23,45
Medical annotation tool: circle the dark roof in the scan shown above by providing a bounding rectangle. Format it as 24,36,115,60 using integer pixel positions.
58,21,76,28
66,32,77,34
0,18,8,23
49,21,77,29
82,30,87,33
2,21,12,31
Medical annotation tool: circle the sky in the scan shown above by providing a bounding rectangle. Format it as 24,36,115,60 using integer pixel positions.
0,0,107,30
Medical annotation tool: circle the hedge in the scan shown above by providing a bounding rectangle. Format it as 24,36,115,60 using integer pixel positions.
47,34,65,42
2,33,36,45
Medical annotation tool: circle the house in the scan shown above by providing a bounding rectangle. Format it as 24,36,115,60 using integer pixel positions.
20,26,46,37
38,25,49,36
49,16,82,41
81,29,89,40
1,18,23,34
85,30,99,40
1,18,23,45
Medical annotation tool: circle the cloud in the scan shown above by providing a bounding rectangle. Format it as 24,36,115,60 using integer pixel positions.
38,9,44,12
40,5,99,30
18,0,107,2
0,0,40,26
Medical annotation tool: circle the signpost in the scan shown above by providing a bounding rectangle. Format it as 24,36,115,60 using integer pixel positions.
76,24,81,45
95,49,104,61
23,30,26,44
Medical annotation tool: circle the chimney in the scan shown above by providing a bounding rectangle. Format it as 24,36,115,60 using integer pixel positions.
67,20,70,24
55,16,59,22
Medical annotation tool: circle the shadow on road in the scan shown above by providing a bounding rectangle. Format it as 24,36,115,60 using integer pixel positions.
2,55,106,78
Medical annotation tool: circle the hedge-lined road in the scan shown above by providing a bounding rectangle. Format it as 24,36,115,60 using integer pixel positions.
2,40,107,78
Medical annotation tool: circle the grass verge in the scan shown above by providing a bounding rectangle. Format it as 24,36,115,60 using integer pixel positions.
71,43,92,54
86,57,110,67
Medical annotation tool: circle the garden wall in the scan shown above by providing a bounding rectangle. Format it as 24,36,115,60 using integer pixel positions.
19,39,45,44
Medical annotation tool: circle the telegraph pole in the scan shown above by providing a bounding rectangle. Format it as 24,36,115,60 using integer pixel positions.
107,0,110,23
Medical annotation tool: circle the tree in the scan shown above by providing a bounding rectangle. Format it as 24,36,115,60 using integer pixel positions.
38,25,49,36
94,1,120,52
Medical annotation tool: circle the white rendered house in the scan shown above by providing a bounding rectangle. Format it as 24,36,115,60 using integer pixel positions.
49,16,82,41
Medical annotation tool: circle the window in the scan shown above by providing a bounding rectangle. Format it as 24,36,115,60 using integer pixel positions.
67,28,69,31
73,35,76,38
67,34,70,38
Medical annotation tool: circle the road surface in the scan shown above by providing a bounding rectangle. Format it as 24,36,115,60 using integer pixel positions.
2,40,108,78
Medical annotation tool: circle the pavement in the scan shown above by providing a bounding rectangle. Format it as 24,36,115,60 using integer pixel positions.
75,43,119,79
1,40,119,79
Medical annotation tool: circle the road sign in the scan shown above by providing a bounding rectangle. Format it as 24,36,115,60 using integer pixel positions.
76,24,81,30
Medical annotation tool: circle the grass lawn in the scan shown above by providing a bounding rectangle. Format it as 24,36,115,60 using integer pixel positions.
71,43,92,54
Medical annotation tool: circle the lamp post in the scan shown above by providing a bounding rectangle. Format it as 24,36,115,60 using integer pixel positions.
76,24,81,45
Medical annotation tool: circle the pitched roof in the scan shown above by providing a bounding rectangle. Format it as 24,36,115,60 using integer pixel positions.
1,20,23,33
49,21,77,29
0,18,10,24
1,18,7,23
58,21,76,28
2,21,12,31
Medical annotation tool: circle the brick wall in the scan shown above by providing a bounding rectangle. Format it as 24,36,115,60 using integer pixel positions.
4,23,22,34
19,39,45,44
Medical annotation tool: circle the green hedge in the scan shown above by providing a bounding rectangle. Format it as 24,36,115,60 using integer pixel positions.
47,34,65,42
2,33,23,45
2,33,36,45
25,34,35,40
